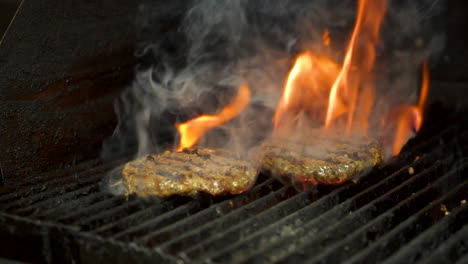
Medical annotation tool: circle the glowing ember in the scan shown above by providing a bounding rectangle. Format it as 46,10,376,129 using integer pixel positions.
176,84,251,151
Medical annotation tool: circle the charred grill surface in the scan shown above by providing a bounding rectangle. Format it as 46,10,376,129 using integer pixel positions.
0,107,467,263
120,148,257,197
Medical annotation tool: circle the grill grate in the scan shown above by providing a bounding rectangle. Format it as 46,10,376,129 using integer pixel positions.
0,107,467,263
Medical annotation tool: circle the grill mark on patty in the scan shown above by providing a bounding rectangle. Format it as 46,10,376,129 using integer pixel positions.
155,154,250,179
163,155,206,168
206,153,250,168
262,145,344,165
172,149,248,169
155,164,205,179
180,148,245,162
153,169,187,180
153,157,206,175
208,151,246,163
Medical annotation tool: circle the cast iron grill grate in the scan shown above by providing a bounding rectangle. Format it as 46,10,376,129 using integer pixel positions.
0,106,467,263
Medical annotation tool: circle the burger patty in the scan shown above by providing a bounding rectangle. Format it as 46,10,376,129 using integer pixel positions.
257,134,383,185
120,148,256,198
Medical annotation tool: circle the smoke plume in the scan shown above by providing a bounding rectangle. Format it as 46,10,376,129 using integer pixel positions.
101,0,445,161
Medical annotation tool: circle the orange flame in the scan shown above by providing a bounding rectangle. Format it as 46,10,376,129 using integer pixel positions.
322,29,331,46
325,0,387,134
174,0,429,159
418,61,430,114
273,52,340,130
392,62,430,155
176,84,251,151
274,0,387,138
272,0,429,157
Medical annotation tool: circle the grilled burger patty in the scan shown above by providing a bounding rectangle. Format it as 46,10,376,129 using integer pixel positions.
121,148,256,198
257,134,383,184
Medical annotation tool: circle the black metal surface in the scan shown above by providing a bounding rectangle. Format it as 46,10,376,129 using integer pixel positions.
0,0,139,183
0,106,467,264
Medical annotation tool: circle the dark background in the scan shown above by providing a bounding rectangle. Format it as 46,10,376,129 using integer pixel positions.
0,0,139,185
0,0,466,185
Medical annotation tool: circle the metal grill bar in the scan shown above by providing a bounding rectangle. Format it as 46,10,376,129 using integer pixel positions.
35,191,111,219
0,158,123,200
232,159,450,263
1,176,102,213
92,201,171,237
0,174,95,205
0,109,466,264
136,178,285,246
203,152,455,263
111,197,206,241
296,162,468,263
78,196,159,231
180,144,447,261
150,184,295,252
57,195,127,224
13,184,101,217
384,204,468,264
419,222,468,264
111,179,281,243
178,163,403,261
383,186,468,263
345,171,468,263
456,252,468,264
166,190,314,260
184,128,466,261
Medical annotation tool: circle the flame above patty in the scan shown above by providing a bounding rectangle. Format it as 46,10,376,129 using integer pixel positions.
177,84,251,151
175,0,429,158
272,0,428,156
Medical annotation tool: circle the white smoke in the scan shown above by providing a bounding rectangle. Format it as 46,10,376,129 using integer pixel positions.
101,0,446,161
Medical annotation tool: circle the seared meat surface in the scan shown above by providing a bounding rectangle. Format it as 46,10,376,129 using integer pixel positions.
257,134,383,185
121,148,256,198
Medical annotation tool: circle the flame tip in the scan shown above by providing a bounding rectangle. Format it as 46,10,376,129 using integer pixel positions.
176,84,251,150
